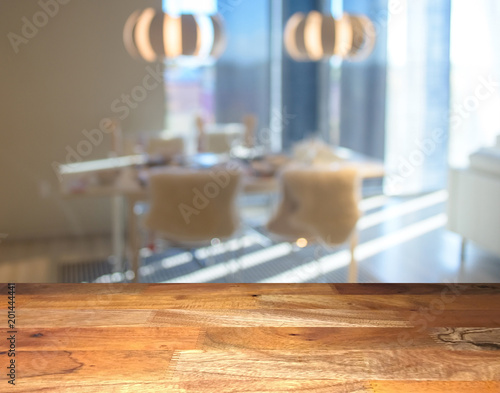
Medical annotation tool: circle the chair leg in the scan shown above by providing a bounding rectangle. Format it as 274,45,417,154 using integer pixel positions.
348,230,358,284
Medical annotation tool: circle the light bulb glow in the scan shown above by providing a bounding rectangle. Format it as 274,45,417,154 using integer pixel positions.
164,14,182,57
304,11,323,60
284,13,305,61
135,8,157,62
296,238,308,248
195,15,214,57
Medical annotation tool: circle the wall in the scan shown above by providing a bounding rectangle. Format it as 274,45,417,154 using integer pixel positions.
0,0,165,239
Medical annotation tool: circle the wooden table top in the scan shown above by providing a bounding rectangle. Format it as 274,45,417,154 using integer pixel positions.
1,283,499,392
58,150,386,199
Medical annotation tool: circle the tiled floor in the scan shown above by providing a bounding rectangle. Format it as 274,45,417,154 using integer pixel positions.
2,191,500,283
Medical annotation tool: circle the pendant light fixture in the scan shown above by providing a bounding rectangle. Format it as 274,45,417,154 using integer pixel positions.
345,14,376,61
123,8,226,62
284,11,375,62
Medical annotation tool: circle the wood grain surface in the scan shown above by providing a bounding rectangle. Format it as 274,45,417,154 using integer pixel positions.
0,283,499,392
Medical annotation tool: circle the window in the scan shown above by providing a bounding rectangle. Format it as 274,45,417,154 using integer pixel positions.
162,0,218,153
162,0,271,155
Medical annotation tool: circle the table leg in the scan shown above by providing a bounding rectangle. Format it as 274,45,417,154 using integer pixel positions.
111,195,124,273
127,196,140,283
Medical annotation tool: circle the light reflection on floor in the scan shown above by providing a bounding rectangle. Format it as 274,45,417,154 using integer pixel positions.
93,191,500,284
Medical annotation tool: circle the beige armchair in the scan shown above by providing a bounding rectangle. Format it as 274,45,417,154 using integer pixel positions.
127,165,244,283
145,166,242,243
267,165,361,282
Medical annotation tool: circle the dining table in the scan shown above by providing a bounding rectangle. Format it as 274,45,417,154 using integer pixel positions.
1,283,499,392
57,148,386,282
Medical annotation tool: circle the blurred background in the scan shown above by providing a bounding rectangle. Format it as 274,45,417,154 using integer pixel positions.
1,0,500,284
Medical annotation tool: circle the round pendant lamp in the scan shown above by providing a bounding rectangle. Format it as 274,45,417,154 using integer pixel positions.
346,14,376,61
284,11,375,62
124,8,226,62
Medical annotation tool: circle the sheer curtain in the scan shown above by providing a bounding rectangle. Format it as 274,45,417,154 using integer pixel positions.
448,0,500,168
384,0,451,195
162,0,272,153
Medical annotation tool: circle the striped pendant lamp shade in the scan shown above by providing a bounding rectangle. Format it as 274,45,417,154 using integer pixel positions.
346,14,376,61
124,8,226,62
284,11,376,62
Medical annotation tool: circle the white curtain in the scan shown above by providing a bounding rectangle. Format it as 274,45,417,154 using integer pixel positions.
384,0,451,195
448,0,500,168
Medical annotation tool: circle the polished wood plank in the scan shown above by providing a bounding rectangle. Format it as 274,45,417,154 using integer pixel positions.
330,283,500,295
15,309,156,328
14,308,410,328
0,327,201,352
22,292,500,311
201,327,438,350
7,380,371,393
19,294,261,310
171,380,370,393
15,283,335,296
255,293,500,310
171,349,500,381
367,381,500,393
149,308,413,327
12,351,175,384
406,310,500,327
